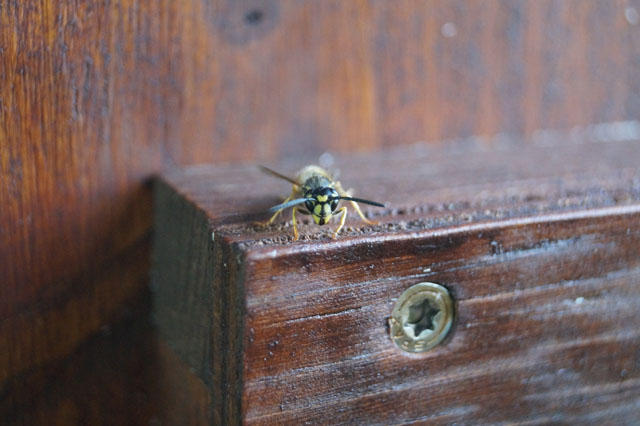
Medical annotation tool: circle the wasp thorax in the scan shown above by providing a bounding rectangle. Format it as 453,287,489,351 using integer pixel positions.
305,187,339,226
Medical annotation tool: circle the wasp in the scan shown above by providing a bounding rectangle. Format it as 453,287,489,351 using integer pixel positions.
259,165,386,240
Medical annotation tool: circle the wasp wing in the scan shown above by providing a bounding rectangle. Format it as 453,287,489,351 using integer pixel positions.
259,165,298,185
269,198,310,213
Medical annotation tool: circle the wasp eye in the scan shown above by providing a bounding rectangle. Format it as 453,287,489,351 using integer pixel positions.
330,199,339,211
305,200,315,212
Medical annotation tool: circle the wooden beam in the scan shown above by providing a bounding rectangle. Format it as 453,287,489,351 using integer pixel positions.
152,137,640,424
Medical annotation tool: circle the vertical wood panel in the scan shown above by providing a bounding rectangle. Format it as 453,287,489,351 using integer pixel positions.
1,0,639,423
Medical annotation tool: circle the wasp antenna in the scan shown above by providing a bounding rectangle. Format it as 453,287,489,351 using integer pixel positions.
336,196,386,208
268,198,311,213
259,165,299,185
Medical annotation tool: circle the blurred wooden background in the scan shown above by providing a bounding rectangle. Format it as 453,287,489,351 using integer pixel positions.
1,1,639,424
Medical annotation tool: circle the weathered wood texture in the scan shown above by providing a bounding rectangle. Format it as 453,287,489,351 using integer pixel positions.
153,137,640,424
3,0,640,424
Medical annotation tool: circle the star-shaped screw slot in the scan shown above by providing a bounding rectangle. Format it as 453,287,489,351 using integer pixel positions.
405,298,440,338
390,282,454,353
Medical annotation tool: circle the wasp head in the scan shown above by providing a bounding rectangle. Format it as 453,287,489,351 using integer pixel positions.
304,187,339,225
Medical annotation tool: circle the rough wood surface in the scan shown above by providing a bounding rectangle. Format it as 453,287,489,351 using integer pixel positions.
153,137,640,424
3,0,640,423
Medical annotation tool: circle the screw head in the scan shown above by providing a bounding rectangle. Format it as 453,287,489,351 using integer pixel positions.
389,282,454,353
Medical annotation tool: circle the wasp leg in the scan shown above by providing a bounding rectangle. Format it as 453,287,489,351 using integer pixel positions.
335,181,378,225
350,201,378,225
256,187,297,226
331,207,348,239
291,206,306,240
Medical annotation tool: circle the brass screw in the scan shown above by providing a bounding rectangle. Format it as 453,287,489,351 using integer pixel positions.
389,282,454,353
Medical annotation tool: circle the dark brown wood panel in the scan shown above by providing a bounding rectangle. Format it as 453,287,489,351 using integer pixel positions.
240,212,640,424
0,238,150,385
0,295,211,426
2,0,640,423
153,138,640,424
3,0,640,317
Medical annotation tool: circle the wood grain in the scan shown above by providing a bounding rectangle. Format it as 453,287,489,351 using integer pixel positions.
2,0,640,423
153,138,640,424
240,211,640,424
3,0,640,316
0,294,211,426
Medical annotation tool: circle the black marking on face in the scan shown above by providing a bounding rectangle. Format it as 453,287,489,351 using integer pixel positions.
304,187,339,225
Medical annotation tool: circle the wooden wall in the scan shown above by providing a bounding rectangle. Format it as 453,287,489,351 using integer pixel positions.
1,1,639,424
